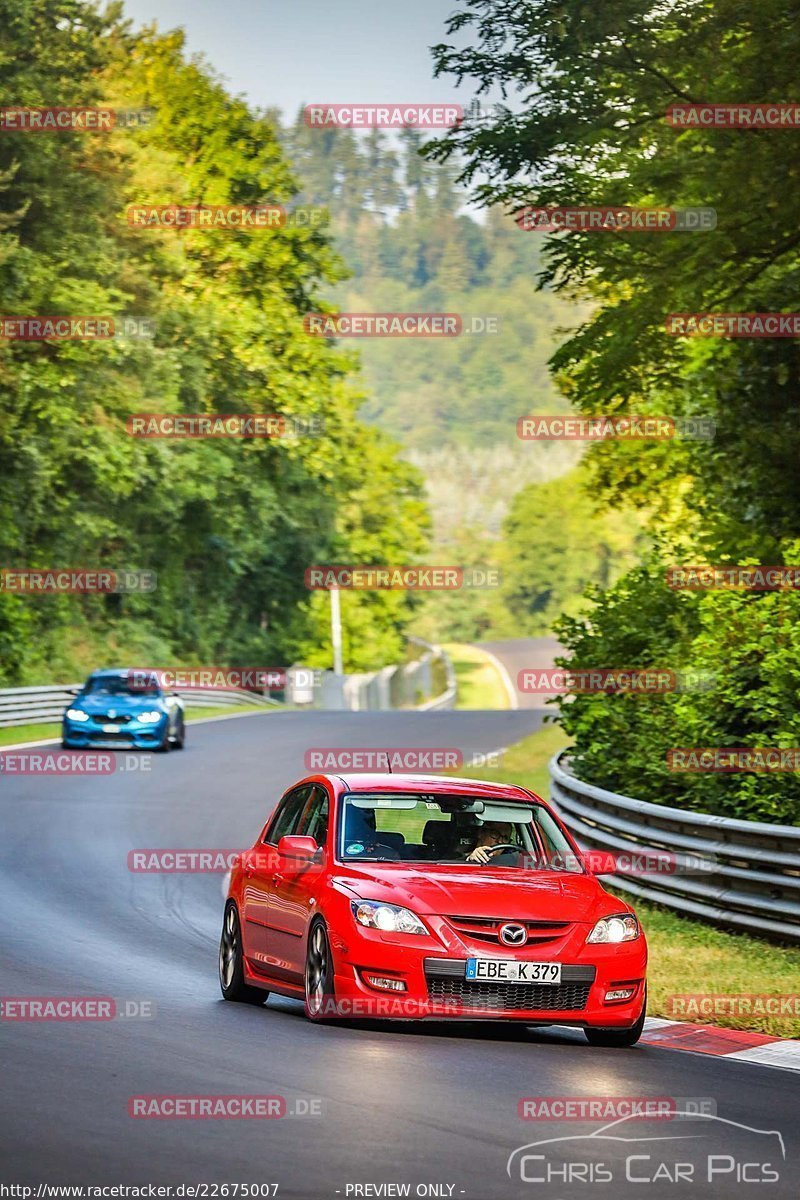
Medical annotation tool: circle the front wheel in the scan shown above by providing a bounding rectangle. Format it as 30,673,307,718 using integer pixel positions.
172,719,186,750
219,903,267,1005
584,987,646,1047
304,919,336,1021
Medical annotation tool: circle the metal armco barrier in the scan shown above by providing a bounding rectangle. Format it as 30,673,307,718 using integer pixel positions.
0,684,277,728
315,641,456,712
549,751,800,943
0,643,456,726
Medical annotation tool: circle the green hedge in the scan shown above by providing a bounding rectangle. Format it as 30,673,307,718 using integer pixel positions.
554,549,800,826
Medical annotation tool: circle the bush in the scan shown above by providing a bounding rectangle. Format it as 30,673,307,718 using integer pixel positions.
554,548,800,825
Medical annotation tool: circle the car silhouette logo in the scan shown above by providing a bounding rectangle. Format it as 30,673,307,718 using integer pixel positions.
499,923,527,946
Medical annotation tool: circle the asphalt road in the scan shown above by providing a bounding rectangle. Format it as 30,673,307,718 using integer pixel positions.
1,709,797,1198
479,638,564,710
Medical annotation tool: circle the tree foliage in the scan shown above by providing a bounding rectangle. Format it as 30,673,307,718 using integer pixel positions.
0,1,428,681
426,0,800,820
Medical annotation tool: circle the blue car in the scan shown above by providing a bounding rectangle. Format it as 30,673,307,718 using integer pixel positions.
62,669,186,752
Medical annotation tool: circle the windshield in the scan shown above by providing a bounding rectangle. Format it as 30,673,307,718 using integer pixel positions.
338,793,583,871
83,675,162,698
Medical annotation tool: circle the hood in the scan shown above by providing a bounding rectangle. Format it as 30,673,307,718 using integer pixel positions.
334,863,613,925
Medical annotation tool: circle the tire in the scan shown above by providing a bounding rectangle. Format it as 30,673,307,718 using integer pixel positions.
218,902,268,1005
304,918,336,1022
154,724,171,753
584,987,647,1047
173,719,186,750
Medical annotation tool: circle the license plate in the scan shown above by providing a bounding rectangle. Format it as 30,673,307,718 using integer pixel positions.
466,958,562,983
102,724,121,733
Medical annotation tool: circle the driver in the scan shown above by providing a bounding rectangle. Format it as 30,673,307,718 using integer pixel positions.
464,821,515,864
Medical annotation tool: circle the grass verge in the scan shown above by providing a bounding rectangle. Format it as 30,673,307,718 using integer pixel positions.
450,722,800,1038
0,704,279,747
442,642,511,710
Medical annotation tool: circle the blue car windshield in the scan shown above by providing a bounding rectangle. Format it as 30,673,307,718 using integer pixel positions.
84,676,161,697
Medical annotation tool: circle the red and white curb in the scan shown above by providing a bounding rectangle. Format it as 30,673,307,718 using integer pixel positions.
640,1017,800,1072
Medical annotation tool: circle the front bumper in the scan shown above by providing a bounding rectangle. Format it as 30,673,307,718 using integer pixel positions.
330,922,646,1025
62,714,168,748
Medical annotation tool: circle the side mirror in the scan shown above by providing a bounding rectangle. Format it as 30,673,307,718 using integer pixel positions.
580,849,618,875
277,835,319,872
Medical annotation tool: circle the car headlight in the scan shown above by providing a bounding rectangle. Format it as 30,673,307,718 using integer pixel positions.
65,709,90,722
351,900,427,935
587,914,639,944
137,710,164,724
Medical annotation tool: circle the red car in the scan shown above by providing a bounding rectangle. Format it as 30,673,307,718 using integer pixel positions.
219,773,648,1045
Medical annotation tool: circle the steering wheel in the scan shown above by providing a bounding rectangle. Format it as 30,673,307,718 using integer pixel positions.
484,842,520,856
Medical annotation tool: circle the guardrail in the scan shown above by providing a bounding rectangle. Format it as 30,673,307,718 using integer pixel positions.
0,643,456,727
0,684,278,728
549,751,800,943
313,640,456,712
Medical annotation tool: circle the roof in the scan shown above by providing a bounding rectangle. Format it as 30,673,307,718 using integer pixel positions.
311,772,540,802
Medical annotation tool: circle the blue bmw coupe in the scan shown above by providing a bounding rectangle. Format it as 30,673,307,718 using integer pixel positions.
62,669,185,752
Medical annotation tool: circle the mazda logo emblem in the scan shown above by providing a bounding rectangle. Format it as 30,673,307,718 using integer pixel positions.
499,923,527,946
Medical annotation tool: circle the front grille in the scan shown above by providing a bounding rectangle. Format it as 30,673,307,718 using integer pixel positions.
424,958,595,1012
427,976,591,1012
92,713,131,725
446,915,572,946
87,730,135,741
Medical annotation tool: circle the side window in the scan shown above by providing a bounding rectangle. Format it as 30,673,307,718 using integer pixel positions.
263,785,312,844
299,786,329,845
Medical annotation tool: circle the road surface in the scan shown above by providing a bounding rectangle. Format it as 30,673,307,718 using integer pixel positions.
1,708,796,1197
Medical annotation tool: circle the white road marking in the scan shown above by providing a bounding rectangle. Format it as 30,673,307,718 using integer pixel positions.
475,645,519,710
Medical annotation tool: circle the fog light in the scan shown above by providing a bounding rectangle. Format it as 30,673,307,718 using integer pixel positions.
364,975,407,992
605,987,636,1003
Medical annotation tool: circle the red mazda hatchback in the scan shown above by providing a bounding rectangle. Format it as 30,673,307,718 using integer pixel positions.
219,773,648,1045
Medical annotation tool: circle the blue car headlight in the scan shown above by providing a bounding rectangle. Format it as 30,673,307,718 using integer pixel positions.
137,710,164,724
65,708,90,723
